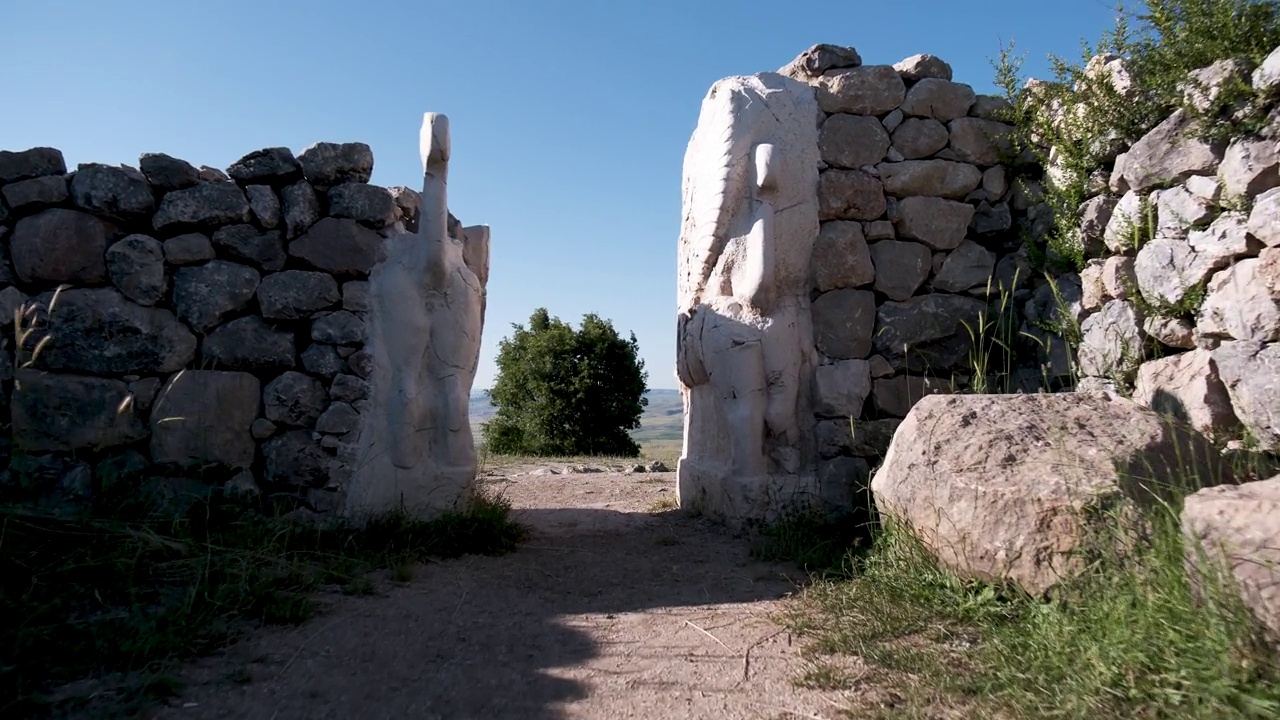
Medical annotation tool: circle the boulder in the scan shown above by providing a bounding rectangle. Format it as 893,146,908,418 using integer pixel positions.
947,117,1013,166
257,270,341,320
311,310,366,345
172,260,261,332
245,185,281,229
1182,475,1280,648
281,179,321,238
139,152,199,191
894,54,952,82
262,430,331,487
162,233,216,266
106,234,168,306
816,417,901,458
150,370,260,469
891,196,974,250
11,208,115,285
899,78,976,121
1119,109,1225,193
818,169,886,221
289,217,387,276
868,240,930,300
812,221,874,291
934,239,996,293
877,160,981,199
0,147,66,183
1133,349,1239,441
27,287,196,374
328,182,398,228
1212,341,1280,452
871,392,1233,596
263,370,328,427
2,175,68,212
812,359,872,417
811,289,876,359
153,182,252,231
1219,138,1280,199
812,65,905,115
69,163,155,220
1249,187,1280,247
211,224,286,272
778,43,862,80
1078,299,1146,381
872,293,986,371
891,118,949,160
819,114,891,169
201,316,295,370
1198,259,1280,342
871,374,953,418
1134,237,1216,307
226,147,302,185
11,370,148,452
296,142,374,188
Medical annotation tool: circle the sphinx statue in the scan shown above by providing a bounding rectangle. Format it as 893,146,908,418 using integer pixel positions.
676,73,821,526
343,113,489,519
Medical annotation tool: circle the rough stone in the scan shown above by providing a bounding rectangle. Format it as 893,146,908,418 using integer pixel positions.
202,316,295,370
969,95,1011,120
813,65,906,115
328,182,398,228
1190,211,1258,268
864,220,894,241
891,118,949,160
818,169,886,221
162,233,215,265
311,310,366,345
1198,259,1280,342
894,54,952,82
2,175,68,212
1078,299,1146,381
969,201,1011,235
150,370,260,469
302,343,346,377
106,234,168,306
315,402,360,434
816,456,871,510
172,260,260,332
868,240,930,300
245,185,281,229
1157,184,1215,236
872,374,954,418
982,165,1008,199
11,208,115,285
1145,315,1197,349
297,142,374,188
1219,138,1280,199
1183,59,1252,113
0,147,66,183
881,109,904,133
1119,109,1225,193
281,180,321,238
153,182,252,231
819,114,891,169
899,78,976,122
947,117,1013,166
251,418,278,440
1213,340,1280,451
878,160,981,199
1250,187,1280,247
262,430,331,488
812,289,876,359
257,270,340,320
1132,233,1210,307
891,196,975,250
27,287,196,373
1133,348,1239,440
778,43,862,80
816,417,900,458
1081,259,1107,311
290,217,386,276
934,239,996,293
872,294,986,371
11,370,147,453
1080,195,1118,250
871,392,1232,596
342,280,370,313
263,371,327,427
329,373,369,403
1182,475,1280,648
226,147,301,185
139,153,199,191
388,186,422,231
1101,255,1138,300
812,221,874,291
211,224,286,272
70,163,156,220
1103,190,1144,253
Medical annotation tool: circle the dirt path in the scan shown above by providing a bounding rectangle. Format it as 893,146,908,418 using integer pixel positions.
149,465,854,720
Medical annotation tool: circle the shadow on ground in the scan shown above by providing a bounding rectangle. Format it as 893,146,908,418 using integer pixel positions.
149,474,818,720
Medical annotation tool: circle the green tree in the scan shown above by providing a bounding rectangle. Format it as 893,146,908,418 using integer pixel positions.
482,308,649,457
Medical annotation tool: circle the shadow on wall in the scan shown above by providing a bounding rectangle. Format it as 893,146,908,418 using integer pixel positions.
156,505,807,720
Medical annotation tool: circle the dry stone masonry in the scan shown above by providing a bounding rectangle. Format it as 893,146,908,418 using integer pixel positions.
0,112,489,521
1067,47,1280,453
676,45,1035,526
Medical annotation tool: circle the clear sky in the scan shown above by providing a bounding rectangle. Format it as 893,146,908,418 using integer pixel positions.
2,0,1120,390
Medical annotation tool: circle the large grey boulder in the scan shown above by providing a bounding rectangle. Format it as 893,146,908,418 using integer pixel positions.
201,316,295,369
106,234,168,306
289,217,387,276
818,169,886,221
172,260,261,332
70,163,156,221
878,160,981,199
11,208,116,285
891,196,974,249
1213,341,1280,452
226,147,302,185
150,370,260,469
0,147,66,183
11,370,148,452
27,288,196,374
1133,349,1240,441
297,142,374,188
257,270,340,319
819,114,890,169
153,182,252,231
872,392,1233,597
778,43,862,80
812,65,905,115
871,293,986,371
1078,299,1147,381
1118,109,1225,193
812,289,875,359
898,78,975,121
812,221,874,291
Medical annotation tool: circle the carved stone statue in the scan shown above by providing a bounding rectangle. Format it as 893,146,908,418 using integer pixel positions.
676,73,821,526
344,112,489,519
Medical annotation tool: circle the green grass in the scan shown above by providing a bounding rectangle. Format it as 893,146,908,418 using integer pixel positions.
777,501,1280,719
1,490,525,719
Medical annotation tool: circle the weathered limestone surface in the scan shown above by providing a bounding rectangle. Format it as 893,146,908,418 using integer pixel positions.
676,72,822,526
872,393,1232,596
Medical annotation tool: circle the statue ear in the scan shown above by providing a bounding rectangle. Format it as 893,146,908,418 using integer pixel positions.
753,143,777,192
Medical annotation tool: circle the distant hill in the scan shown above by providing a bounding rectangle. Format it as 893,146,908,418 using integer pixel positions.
469,388,684,443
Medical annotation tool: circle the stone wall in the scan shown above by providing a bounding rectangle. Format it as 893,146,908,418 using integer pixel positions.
0,112,490,520
1068,51,1280,454
676,44,1045,526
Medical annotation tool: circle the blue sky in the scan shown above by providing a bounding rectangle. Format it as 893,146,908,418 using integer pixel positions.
2,0,1120,390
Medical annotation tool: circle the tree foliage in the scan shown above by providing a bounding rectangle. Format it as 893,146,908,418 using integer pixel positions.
482,308,649,457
